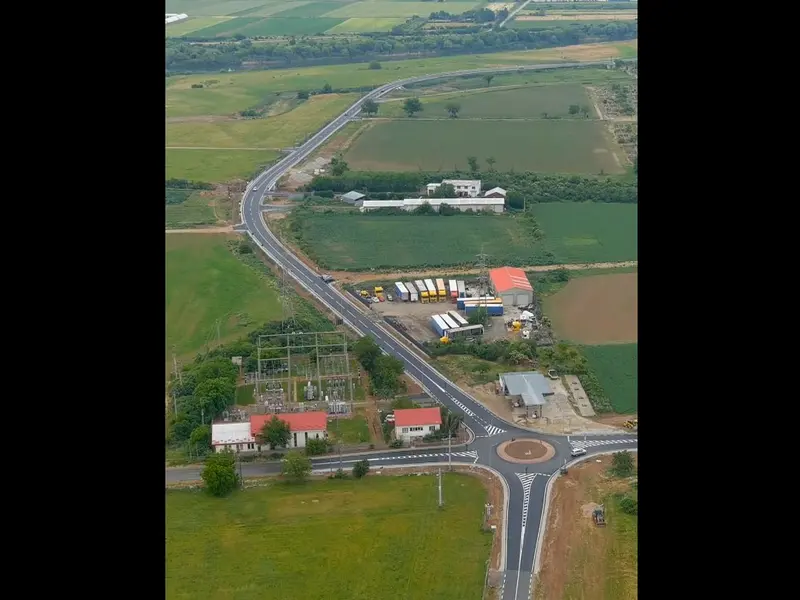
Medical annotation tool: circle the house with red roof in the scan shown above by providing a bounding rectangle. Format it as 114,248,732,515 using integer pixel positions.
250,411,328,449
393,407,442,443
489,266,533,307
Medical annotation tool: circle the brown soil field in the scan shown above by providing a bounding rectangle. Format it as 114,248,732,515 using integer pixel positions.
535,455,638,600
543,273,637,344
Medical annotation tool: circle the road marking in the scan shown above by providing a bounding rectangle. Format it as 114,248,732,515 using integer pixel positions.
570,438,638,449
315,450,476,466
516,473,546,529
483,424,506,437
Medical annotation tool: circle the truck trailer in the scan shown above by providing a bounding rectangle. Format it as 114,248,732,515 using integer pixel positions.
439,313,459,330
431,314,450,337
416,280,429,303
457,280,466,298
435,278,447,301
448,279,458,300
394,282,409,301
448,311,469,327
405,281,419,302
425,279,438,301
465,304,504,316
457,296,499,309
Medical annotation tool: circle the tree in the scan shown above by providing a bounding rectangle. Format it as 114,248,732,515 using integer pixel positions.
445,101,461,118
353,459,370,479
368,61,382,70
431,183,456,198
568,104,580,115
580,105,591,118
189,424,211,455
194,378,235,420
402,97,423,117
371,354,405,398
485,156,496,171
541,112,548,119
282,450,312,481
468,306,488,326
611,450,635,477
485,74,494,87
258,415,291,450
362,99,379,117
321,82,332,93
440,408,463,437
201,451,239,497
354,336,382,372
297,90,309,100
467,156,479,173
305,437,330,456
330,156,349,176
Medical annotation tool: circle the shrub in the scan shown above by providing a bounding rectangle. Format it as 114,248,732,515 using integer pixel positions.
353,459,370,479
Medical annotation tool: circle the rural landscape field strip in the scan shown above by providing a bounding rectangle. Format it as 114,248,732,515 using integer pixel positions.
166,476,492,600
581,344,638,414
165,148,280,183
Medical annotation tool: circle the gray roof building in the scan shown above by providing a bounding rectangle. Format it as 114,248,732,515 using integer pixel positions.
341,190,366,203
498,371,554,417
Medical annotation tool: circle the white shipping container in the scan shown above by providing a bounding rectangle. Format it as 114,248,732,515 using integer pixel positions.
448,279,458,296
424,279,437,295
440,314,459,329
448,311,469,326
435,278,447,293
394,281,409,301
457,280,466,297
405,282,419,302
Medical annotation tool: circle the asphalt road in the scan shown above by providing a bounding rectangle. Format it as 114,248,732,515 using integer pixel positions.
223,62,638,600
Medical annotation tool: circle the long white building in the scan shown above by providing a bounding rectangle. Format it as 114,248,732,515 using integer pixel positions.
356,197,504,213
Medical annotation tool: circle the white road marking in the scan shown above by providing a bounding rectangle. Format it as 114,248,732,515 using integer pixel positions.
570,438,637,449
483,424,506,436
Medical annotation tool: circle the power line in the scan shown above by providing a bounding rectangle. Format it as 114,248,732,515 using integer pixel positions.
278,266,297,331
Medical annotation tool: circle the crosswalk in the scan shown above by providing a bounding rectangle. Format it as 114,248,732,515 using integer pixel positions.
315,450,479,466
570,438,638,450
516,473,548,529
483,424,506,437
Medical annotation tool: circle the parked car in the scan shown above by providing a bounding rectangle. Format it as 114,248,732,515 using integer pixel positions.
321,274,334,283
570,447,587,457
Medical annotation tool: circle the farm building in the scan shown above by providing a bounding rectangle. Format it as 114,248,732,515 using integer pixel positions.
426,179,482,198
165,13,188,23
489,266,534,306
340,190,365,204
484,187,507,198
498,372,554,418
250,412,328,449
356,198,503,213
211,422,256,453
393,407,442,442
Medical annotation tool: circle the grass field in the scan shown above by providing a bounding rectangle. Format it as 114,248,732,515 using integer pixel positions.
328,415,371,444
326,17,407,32
166,149,279,183
581,344,637,413
165,191,220,228
165,40,638,117
166,475,492,600
292,205,636,270
344,119,625,173
379,83,594,119
236,384,256,405
166,16,233,36
167,94,357,148
325,2,479,18
166,234,283,357
533,203,637,263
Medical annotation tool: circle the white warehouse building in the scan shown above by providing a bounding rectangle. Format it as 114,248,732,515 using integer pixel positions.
356,197,504,213
427,179,482,198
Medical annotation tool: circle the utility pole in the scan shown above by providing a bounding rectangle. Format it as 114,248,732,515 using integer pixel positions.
475,249,490,327
171,351,182,416
338,441,343,472
438,468,443,507
315,333,323,404
448,429,452,471
238,454,244,488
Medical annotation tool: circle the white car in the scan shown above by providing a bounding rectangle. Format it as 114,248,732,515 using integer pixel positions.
385,414,395,423
570,447,587,457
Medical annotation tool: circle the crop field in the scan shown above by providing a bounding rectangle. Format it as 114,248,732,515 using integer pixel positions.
325,2,479,18
543,272,638,345
344,119,625,174
165,16,233,37
165,149,279,184
379,83,593,119
165,0,342,17
326,17,407,33
581,344,638,414
533,203,637,264
190,17,347,37
165,191,220,228
166,234,283,357
511,19,621,29
166,475,492,600
165,40,637,117
167,94,357,148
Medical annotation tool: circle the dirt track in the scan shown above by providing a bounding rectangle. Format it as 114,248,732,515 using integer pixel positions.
165,226,235,234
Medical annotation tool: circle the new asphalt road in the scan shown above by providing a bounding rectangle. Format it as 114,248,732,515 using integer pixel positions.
179,61,638,599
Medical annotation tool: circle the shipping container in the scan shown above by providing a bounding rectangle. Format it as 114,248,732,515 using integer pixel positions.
405,282,419,302
448,279,458,299
465,304,504,316
435,278,447,301
457,280,466,298
448,311,469,327
457,296,499,309
416,280,428,303
394,282,409,301
440,313,459,330
431,314,450,337
447,324,485,340
424,279,438,299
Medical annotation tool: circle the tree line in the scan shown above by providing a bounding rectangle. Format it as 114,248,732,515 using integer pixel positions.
166,21,637,73
306,170,638,207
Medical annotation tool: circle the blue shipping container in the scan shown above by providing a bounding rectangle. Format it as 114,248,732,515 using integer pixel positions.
465,304,504,316
430,315,449,337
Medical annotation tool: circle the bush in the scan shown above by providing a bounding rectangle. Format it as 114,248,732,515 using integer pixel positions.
389,439,403,448
328,468,349,480
610,450,635,477
619,495,638,515
305,437,331,456
353,459,370,479
201,452,239,497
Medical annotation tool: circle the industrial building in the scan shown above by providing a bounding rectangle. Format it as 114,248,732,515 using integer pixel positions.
484,187,507,198
356,198,504,213
498,372,554,418
489,266,534,307
340,190,365,204
426,179,482,198
211,422,256,453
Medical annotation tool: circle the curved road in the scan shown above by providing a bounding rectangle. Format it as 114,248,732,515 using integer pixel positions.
225,61,637,599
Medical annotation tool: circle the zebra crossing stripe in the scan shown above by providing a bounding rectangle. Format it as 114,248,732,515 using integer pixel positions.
571,438,638,449
484,424,506,436
516,473,539,529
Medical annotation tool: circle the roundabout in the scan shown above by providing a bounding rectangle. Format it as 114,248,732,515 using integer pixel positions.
497,439,556,464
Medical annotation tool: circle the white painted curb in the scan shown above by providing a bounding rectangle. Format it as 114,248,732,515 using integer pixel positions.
531,448,638,592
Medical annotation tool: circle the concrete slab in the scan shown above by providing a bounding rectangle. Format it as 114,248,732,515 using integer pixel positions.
565,375,595,417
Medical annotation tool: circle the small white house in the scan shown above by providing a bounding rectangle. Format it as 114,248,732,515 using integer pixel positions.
249,412,328,449
211,422,256,453
484,187,507,198
393,407,442,442
427,179,482,198
340,190,365,204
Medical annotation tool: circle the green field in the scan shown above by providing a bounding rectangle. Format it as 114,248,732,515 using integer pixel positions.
166,234,283,357
191,16,346,37
326,17,407,33
165,191,220,228
166,149,279,183
166,475,492,600
236,384,256,405
581,343,638,413
533,203,637,264
165,40,638,117
344,119,625,174
167,94,357,147
165,0,312,17
329,415,371,444
325,2,479,18
166,16,233,36
379,83,594,119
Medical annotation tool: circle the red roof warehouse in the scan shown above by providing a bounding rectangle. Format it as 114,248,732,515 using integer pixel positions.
393,407,442,427
249,412,328,437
